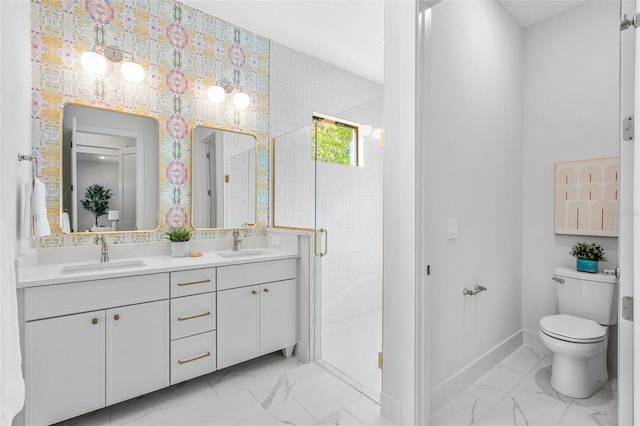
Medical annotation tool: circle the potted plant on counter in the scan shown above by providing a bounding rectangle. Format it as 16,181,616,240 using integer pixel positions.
166,226,191,257
570,242,607,273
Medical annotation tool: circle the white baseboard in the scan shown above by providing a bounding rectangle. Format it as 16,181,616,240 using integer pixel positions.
430,330,523,414
523,328,549,354
380,391,403,426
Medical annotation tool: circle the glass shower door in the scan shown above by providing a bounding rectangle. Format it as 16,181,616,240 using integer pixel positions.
313,99,384,399
272,97,383,399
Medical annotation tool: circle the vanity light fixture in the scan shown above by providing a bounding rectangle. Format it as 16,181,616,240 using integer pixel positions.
81,45,145,83
232,91,250,109
207,80,250,109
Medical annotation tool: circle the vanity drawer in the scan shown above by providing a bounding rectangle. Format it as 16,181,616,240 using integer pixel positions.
170,293,216,340
217,259,296,290
170,331,216,385
170,268,216,297
25,273,169,321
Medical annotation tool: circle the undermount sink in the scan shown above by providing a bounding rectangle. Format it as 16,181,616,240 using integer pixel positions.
61,259,146,273
216,249,266,258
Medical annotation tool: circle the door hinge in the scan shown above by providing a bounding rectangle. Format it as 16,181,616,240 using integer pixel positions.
378,352,383,370
623,116,634,141
71,184,74,192
620,14,640,31
622,296,633,321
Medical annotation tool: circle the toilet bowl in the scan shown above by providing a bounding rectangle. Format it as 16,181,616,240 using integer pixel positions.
539,268,617,399
539,314,608,398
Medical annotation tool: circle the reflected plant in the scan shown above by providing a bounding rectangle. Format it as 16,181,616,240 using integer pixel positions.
80,184,112,226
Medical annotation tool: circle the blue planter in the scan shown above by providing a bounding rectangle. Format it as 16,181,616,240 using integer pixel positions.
576,259,598,273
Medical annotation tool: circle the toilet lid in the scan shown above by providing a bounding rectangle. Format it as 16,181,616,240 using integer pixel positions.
539,314,606,343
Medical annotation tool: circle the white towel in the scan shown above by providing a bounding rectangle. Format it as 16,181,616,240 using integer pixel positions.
61,212,70,233
0,222,25,425
21,178,50,239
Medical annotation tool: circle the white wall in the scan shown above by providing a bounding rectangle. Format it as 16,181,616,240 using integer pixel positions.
382,0,416,424
520,1,620,357
0,0,31,255
423,0,524,408
270,42,384,325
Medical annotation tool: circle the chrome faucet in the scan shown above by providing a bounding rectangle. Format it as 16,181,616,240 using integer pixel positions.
232,229,241,252
95,234,109,263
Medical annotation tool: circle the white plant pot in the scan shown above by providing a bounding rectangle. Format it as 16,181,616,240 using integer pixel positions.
171,241,190,257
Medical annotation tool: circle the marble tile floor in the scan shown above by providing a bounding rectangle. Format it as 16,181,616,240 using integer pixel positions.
56,352,392,426
431,346,618,426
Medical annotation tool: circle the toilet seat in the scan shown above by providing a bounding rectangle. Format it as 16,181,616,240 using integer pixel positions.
539,314,606,344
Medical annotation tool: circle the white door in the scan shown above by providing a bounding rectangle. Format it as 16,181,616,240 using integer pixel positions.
259,279,297,355
25,310,106,426
71,117,79,232
119,146,137,230
105,300,169,405
217,285,259,369
619,2,637,424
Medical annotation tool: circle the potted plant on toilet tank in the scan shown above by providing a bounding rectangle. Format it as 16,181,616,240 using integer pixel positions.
166,226,191,257
570,242,607,273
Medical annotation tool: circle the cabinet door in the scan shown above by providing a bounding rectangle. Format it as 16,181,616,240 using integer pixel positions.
259,279,297,355
25,310,106,426
106,300,169,405
217,285,259,369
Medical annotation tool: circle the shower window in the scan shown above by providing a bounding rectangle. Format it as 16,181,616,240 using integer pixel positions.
312,115,360,166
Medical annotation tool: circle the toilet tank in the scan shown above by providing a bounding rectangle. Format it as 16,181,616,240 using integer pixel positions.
554,267,618,325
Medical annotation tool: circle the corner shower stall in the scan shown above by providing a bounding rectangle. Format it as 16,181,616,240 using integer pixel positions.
272,97,384,399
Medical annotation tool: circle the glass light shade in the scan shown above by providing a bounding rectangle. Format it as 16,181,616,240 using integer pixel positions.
121,61,145,83
232,91,250,109
361,125,373,137
81,50,107,74
372,128,384,139
208,85,226,103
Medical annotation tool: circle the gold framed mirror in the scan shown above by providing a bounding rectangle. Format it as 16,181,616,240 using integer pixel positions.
191,125,257,229
61,104,160,233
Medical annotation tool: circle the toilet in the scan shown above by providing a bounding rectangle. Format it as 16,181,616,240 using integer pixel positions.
538,267,617,398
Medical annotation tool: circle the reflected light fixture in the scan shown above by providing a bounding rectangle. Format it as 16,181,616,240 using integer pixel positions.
372,128,384,140
81,45,145,83
361,125,373,137
207,80,250,109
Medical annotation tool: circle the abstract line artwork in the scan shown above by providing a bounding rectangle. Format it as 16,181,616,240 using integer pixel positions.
555,157,619,237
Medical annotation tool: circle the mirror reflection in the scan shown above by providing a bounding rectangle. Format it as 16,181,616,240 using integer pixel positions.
61,105,159,233
192,126,256,229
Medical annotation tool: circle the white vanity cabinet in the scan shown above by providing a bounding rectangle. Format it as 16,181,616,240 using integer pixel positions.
169,268,217,384
217,259,297,369
24,273,170,426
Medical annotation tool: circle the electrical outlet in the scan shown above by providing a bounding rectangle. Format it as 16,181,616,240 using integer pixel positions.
272,236,280,247
447,218,459,240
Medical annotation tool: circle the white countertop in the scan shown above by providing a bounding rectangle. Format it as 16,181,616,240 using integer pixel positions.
17,249,298,289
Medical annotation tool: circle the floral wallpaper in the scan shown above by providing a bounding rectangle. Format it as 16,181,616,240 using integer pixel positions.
31,0,269,247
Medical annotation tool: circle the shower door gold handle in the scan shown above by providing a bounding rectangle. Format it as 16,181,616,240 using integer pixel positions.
314,228,328,257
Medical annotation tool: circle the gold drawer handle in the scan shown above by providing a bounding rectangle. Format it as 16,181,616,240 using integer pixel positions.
177,279,211,287
91,318,98,325
178,311,211,321
114,314,120,321
178,351,211,365
251,290,257,295
263,288,270,293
